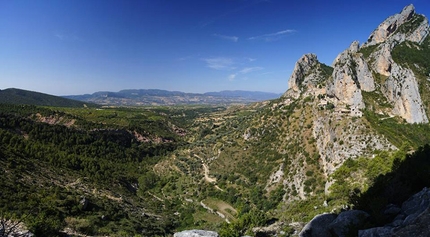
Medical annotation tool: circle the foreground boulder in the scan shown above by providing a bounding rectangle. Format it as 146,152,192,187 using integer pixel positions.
299,187,430,237
174,230,218,237
359,187,430,237
299,211,368,237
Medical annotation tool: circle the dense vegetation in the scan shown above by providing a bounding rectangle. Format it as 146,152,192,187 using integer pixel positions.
0,103,207,236
0,88,96,108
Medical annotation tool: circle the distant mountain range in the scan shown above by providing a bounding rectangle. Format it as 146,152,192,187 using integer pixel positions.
0,88,95,108
64,89,282,106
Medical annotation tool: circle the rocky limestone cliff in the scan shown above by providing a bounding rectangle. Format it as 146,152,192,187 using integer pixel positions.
382,63,429,123
285,54,329,99
362,4,430,123
291,3,430,124
365,5,429,47
280,4,430,197
328,41,375,110
365,5,416,46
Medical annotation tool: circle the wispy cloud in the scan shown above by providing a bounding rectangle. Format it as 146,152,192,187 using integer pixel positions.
213,34,239,42
203,57,235,70
248,29,296,42
228,74,237,81
229,67,264,81
245,57,257,62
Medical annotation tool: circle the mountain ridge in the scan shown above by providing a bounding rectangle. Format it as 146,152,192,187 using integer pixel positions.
0,88,97,108
64,89,282,106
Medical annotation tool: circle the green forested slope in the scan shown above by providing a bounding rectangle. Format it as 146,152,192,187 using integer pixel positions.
0,104,190,236
0,88,97,108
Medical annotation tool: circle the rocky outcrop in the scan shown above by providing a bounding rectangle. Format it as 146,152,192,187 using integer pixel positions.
173,230,218,237
299,213,337,237
328,41,375,110
299,188,430,237
299,211,369,237
382,63,429,123
359,187,430,236
287,54,318,96
285,54,329,99
366,4,429,47
354,4,429,123
365,4,415,46
358,4,430,123
252,221,286,236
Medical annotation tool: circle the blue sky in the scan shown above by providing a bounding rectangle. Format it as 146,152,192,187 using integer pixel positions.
1,0,429,95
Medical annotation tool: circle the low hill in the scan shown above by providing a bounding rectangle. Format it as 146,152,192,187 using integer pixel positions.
0,88,97,108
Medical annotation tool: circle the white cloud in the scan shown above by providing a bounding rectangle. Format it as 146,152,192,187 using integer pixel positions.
245,57,257,62
248,29,296,41
239,67,263,74
228,67,263,81
213,34,239,42
203,57,235,70
228,74,237,81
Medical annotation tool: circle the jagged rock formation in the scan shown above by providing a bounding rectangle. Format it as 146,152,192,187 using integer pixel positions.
284,3,430,133
362,4,429,123
316,4,429,123
383,63,428,123
365,5,429,46
328,41,374,110
359,187,430,236
285,54,330,99
298,187,430,237
365,5,416,46
289,5,430,236
280,3,430,197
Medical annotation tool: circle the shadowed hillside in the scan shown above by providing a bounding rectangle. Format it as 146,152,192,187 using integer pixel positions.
0,88,98,108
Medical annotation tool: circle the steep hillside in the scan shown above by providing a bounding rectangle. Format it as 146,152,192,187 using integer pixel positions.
0,88,96,108
0,103,196,236
149,4,430,236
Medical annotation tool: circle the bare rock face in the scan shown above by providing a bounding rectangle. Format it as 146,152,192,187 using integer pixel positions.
299,213,337,237
288,54,318,90
369,42,394,76
359,187,430,237
328,41,373,109
299,211,369,237
382,64,429,123
408,17,430,43
285,54,327,98
354,53,375,92
366,4,415,46
300,188,430,237
361,4,430,123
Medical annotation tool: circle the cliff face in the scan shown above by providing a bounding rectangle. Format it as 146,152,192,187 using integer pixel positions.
285,53,327,99
362,4,429,123
280,4,430,194
287,4,429,124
